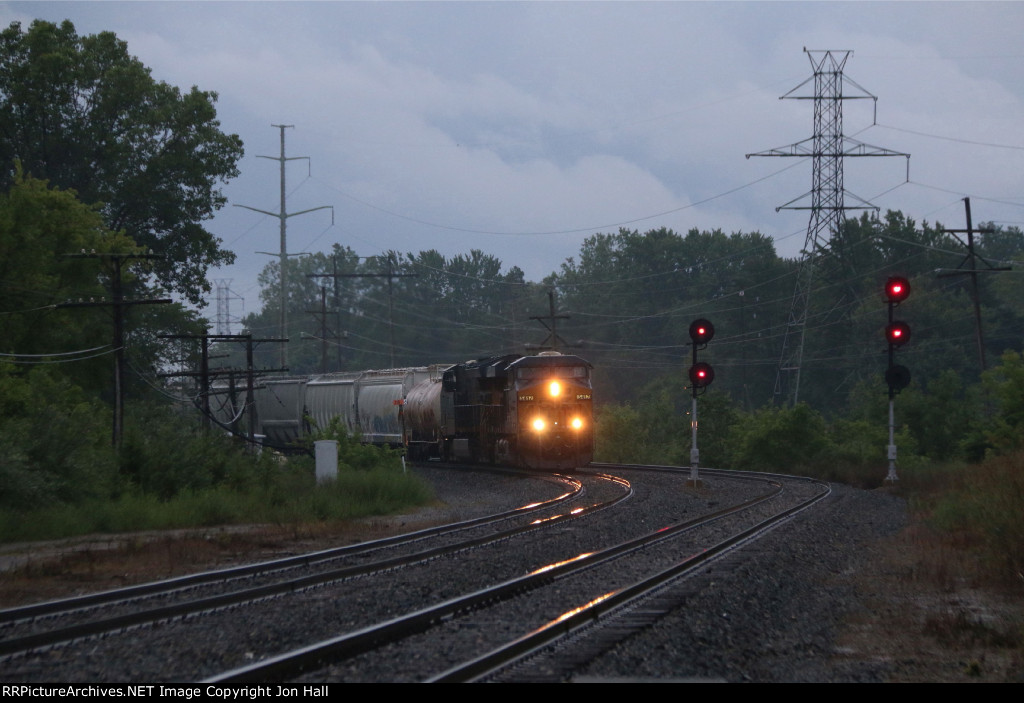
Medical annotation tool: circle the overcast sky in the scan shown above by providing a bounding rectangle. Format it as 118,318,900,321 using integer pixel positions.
3,1,1023,323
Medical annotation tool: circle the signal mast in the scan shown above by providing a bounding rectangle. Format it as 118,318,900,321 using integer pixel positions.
687,319,715,484
883,276,911,482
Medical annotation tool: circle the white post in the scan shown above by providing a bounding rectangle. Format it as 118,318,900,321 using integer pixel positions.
315,439,338,483
689,395,700,482
885,397,899,483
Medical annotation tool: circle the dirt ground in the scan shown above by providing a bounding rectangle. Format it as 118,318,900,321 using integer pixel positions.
835,524,1024,682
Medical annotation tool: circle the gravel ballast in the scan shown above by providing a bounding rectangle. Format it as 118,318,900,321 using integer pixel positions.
9,466,1007,683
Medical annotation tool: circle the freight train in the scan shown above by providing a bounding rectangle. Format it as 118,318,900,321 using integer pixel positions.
211,352,594,470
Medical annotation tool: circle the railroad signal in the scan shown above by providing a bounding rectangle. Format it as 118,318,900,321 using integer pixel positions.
686,317,716,485
689,318,715,346
883,277,912,397
883,277,912,484
885,276,911,304
885,321,911,347
689,361,714,388
687,318,715,398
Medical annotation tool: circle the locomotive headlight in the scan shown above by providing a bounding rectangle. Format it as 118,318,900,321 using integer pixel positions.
532,417,546,432
548,381,561,397
571,417,584,431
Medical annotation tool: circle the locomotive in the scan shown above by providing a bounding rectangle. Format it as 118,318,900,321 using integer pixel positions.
213,352,594,471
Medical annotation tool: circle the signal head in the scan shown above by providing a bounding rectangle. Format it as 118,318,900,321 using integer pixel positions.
688,362,715,388
885,321,911,347
885,364,912,393
885,276,911,304
689,318,715,345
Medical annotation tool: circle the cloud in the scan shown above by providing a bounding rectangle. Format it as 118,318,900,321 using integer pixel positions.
2,1,1021,309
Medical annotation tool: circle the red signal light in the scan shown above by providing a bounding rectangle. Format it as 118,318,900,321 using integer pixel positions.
885,321,911,346
688,362,714,388
689,318,715,345
885,276,911,304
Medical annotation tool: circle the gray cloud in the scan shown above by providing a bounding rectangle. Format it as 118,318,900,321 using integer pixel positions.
2,1,1021,312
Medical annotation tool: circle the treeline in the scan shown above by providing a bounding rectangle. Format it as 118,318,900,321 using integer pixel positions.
232,209,1024,478
552,214,1023,413
239,214,1023,446
0,20,430,532
233,247,550,372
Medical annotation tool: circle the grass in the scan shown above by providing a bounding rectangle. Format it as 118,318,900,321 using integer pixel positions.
0,464,434,544
899,451,1024,590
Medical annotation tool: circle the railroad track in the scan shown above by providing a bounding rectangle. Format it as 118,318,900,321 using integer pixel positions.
1,465,827,683
0,468,603,662
208,466,826,683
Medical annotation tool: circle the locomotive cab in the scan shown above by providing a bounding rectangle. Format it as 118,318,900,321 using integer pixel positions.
432,352,594,470
509,353,593,470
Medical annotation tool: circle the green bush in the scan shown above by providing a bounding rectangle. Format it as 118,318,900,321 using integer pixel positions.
0,366,118,510
0,395,434,543
726,402,833,473
298,415,405,472
594,403,646,463
593,377,738,467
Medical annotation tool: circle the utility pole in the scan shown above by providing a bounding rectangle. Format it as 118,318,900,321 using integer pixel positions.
305,286,339,374
159,333,288,448
235,125,333,368
747,49,909,405
310,254,417,368
528,290,571,352
60,251,172,447
307,253,348,370
938,197,1009,371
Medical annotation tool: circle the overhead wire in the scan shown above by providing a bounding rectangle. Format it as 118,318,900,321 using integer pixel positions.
308,159,805,238
0,346,120,364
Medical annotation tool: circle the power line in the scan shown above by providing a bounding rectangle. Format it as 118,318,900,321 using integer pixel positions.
874,122,1024,151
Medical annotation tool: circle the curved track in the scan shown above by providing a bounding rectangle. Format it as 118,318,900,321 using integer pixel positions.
0,469,597,659
210,466,827,683
0,465,828,683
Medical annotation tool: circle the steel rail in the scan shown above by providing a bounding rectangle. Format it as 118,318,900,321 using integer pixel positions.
0,472,623,658
432,471,831,682
0,468,579,626
205,470,782,683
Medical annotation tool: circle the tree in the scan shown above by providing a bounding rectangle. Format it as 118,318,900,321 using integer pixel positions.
553,226,791,404
0,19,244,305
0,172,138,389
241,246,531,374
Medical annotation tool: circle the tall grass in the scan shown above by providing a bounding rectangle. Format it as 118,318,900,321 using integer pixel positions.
0,464,433,543
900,452,1024,589
0,403,434,544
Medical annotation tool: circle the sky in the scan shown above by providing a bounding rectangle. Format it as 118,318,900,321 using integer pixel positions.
3,1,1023,325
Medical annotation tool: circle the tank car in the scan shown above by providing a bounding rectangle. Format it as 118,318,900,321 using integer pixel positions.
404,351,593,470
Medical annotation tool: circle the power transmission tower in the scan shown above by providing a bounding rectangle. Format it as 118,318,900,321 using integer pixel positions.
214,278,244,335
747,49,909,405
235,124,333,368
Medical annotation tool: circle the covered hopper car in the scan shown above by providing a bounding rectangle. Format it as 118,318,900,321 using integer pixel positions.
213,352,593,471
